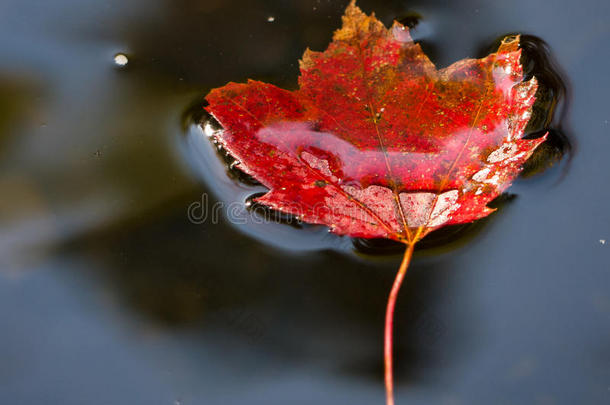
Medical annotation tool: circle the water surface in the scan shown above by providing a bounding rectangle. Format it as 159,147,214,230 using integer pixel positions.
1,1,609,404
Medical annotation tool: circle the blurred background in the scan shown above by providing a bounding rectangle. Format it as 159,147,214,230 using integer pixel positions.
0,0,609,404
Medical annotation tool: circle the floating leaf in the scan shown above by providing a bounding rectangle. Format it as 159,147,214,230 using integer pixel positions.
205,1,545,403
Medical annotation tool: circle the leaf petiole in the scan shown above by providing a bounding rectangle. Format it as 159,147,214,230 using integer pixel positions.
384,242,415,405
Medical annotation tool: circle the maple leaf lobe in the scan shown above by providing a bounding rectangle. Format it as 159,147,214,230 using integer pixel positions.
205,1,545,244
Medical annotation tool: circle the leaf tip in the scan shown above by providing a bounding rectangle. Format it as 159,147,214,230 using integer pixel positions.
498,34,521,53
334,0,385,42
300,48,316,71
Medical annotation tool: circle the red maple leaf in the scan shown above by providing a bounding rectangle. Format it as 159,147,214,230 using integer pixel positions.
205,2,545,403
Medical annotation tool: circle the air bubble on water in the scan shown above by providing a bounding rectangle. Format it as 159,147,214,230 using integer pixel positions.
113,53,128,66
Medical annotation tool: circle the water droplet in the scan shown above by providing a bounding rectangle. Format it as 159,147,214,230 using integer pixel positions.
113,53,128,66
203,122,216,137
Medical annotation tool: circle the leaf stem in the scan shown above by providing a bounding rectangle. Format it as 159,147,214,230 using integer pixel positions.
384,243,415,405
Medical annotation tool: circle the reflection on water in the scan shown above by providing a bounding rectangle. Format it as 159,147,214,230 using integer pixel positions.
1,0,609,404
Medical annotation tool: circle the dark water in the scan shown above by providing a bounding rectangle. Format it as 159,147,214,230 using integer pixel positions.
1,1,609,404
